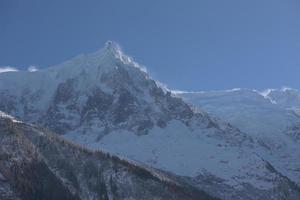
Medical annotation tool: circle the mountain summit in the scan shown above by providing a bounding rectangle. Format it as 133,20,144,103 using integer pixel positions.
104,40,122,55
1,41,207,136
1,43,300,200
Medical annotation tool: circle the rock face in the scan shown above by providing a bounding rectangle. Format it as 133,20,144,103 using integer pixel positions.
0,114,217,200
0,41,198,136
0,42,300,199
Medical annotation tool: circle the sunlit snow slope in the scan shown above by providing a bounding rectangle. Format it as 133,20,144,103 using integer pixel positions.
1,42,299,200
177,88,300,189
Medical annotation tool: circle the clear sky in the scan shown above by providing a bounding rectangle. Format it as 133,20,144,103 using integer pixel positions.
1,0,300,91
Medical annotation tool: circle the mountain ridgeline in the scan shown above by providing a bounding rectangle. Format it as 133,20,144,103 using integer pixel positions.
0,42,300,200
0,41,205,136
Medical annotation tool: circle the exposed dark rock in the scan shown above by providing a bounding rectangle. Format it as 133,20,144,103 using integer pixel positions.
0,116,218,200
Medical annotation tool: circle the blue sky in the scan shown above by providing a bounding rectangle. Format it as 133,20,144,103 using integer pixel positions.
1,0,300,91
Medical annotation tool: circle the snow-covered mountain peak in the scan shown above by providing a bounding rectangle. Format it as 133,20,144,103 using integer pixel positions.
0,41,206,136
91,41,145,71
104,40,121,53
1,43,300,199
95,40,126,61
39,41,146,84
0,41,147,87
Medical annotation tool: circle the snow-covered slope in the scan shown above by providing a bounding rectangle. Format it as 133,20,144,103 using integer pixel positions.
1,42,299,199
177,88,300,136
0,41,201,136
177,88,300,188
266,88,300,109
0,113,216,200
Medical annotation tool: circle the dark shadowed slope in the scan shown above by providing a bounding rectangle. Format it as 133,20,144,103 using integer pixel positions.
0,113,218,200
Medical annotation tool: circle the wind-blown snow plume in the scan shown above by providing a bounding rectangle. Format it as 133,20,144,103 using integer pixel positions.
28,65,39,72
105,41,148,73
0,66,18,73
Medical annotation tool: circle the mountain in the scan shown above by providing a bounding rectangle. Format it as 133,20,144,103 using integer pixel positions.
177,88,300,187
0,41,201,136
266,88,300,110
176,88,300,137
1,42,300,199
0,112,217,200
